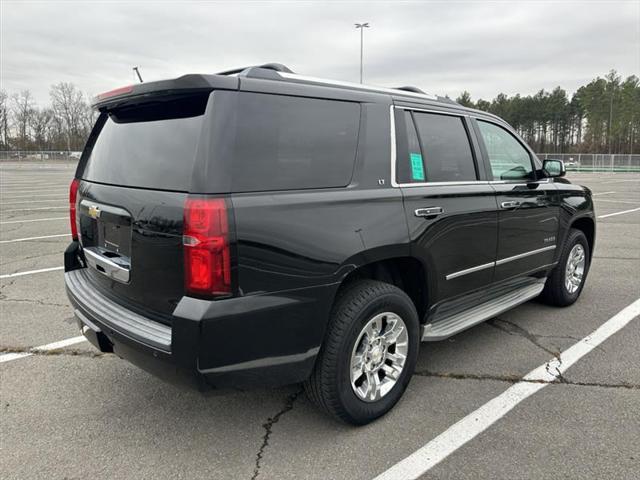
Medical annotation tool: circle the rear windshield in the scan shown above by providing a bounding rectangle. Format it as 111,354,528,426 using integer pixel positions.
82,94,207,191
216,91,361,192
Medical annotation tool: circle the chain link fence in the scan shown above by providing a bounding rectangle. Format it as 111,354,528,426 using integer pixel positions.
0,151,82,162
2,150,639,173
537,153,640,172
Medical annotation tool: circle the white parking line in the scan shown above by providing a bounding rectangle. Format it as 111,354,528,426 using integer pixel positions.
595,199,640,205
1,184,68,189
0,191,67,197
0,217,67,225
0,193,67,200
1,199,66,206
600,179,640,184
598,207,640,219
0,336,87,364
2,206,67,212
373,298,640,480
0,234,69,244
591,191,616,196
0,266,64,279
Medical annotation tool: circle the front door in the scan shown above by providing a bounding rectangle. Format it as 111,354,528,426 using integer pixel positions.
474,119,560,282
395,108,498,307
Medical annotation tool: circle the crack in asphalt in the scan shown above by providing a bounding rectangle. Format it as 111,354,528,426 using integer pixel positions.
414,370,640,390
486,317,609,385
0,297,68,307
0,279,17,290
251,388,303,480
0,346,106,358
487,317,574,383
487,317,561,358
0,250,61,267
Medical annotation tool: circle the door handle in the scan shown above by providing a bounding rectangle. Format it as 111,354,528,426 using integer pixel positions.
415,207,444,218
500,201,521,209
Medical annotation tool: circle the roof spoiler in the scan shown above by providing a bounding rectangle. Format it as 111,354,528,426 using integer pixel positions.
91,74,239,110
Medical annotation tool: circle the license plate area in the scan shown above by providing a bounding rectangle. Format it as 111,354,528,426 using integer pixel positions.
79,199,132,283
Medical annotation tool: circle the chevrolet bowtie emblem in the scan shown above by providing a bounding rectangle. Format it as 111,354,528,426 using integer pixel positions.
88,205,101,219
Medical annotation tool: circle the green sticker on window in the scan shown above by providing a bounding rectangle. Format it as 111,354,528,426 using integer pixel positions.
410,153,425,181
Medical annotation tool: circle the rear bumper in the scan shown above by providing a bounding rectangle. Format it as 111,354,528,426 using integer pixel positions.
64,260,335,391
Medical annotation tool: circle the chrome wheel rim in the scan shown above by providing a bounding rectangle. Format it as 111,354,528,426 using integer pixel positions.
350,312,409,402
565,244,586,294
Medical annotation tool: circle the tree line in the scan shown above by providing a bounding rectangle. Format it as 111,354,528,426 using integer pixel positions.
1,70,638,154
456,70,639,154
0,83,96,152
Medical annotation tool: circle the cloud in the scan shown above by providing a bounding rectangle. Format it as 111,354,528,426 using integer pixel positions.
1,0,638,104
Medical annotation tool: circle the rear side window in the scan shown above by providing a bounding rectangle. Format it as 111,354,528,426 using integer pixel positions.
82,94,208,191
396,110,477,183
229,93,360,192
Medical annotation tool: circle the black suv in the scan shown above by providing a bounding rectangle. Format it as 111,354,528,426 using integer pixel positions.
65,63,595,424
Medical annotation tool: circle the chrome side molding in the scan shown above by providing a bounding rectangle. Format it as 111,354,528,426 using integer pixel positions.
445,262,495,280
446,245,556,280
495,245,556,266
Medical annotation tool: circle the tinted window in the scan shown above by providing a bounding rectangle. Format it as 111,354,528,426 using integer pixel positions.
83,95,207,191
395,111,424,182
412,112,477,182
396,111,477,183
477,121,534,180
230,93,360,192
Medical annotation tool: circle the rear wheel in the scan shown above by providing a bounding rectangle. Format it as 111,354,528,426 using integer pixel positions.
540,228,590,306
305,280,420,425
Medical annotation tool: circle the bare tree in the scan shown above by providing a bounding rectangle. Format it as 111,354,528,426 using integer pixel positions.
50,82,88,150
11,90,35,150
30,107,53,151
0,89,9,148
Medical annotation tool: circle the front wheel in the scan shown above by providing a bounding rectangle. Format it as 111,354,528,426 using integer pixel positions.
540,228,590,306
305,280,420,425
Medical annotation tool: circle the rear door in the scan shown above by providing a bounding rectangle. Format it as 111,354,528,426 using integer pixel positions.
395,107,498,307
76,93,210,319
473,118,560,282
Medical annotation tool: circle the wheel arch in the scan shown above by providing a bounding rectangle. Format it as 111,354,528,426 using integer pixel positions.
332,252,429,323
569,215,596,258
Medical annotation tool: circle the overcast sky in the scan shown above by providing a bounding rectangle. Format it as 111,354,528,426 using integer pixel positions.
1,0,639,105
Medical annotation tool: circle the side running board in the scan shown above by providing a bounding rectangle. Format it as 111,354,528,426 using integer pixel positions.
421,281,545,341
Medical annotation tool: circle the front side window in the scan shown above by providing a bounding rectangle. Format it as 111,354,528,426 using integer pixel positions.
396,110,477,183
477,121,534,181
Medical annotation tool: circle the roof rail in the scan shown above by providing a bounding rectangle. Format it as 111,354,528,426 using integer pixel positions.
217,63,294,76
395,86,426,94
257,63,294,73
215,63,439,101
277,72,438,101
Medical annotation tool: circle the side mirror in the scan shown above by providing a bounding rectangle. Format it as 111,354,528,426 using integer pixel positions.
542,159,566,178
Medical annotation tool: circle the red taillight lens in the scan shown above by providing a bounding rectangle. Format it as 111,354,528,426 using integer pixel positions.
183,197,231,297
96,85,134,100
69,178,80,240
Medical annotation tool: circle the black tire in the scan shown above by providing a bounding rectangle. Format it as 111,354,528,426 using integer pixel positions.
305,280,420,425
540,228,590,307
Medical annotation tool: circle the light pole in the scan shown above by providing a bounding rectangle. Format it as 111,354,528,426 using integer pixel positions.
355,22,369,83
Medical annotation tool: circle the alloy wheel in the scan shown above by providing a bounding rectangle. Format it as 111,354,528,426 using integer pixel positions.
349,312,409,402
565,244,586,294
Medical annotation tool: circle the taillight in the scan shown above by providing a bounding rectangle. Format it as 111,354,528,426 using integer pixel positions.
183,197,231,298
96,85,134,100
69,178,80,240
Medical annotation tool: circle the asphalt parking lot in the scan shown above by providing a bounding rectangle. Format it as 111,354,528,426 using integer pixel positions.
1,163,638,480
